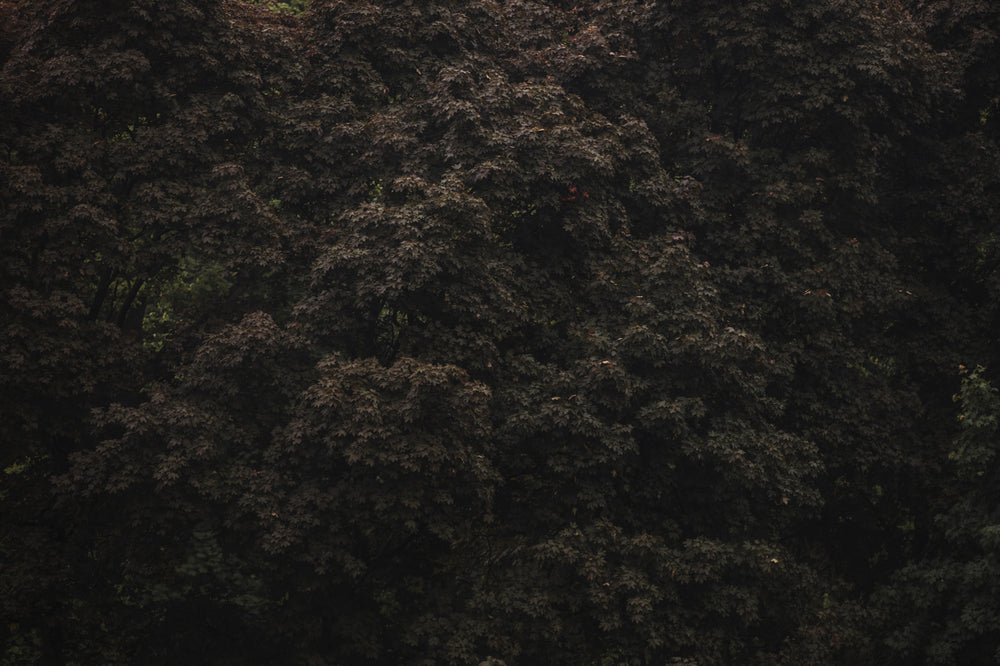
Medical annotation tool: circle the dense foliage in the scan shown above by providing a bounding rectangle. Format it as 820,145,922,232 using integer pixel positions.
3,0,1000,663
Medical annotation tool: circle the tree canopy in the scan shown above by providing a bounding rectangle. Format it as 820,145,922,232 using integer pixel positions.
3,0,1000,663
